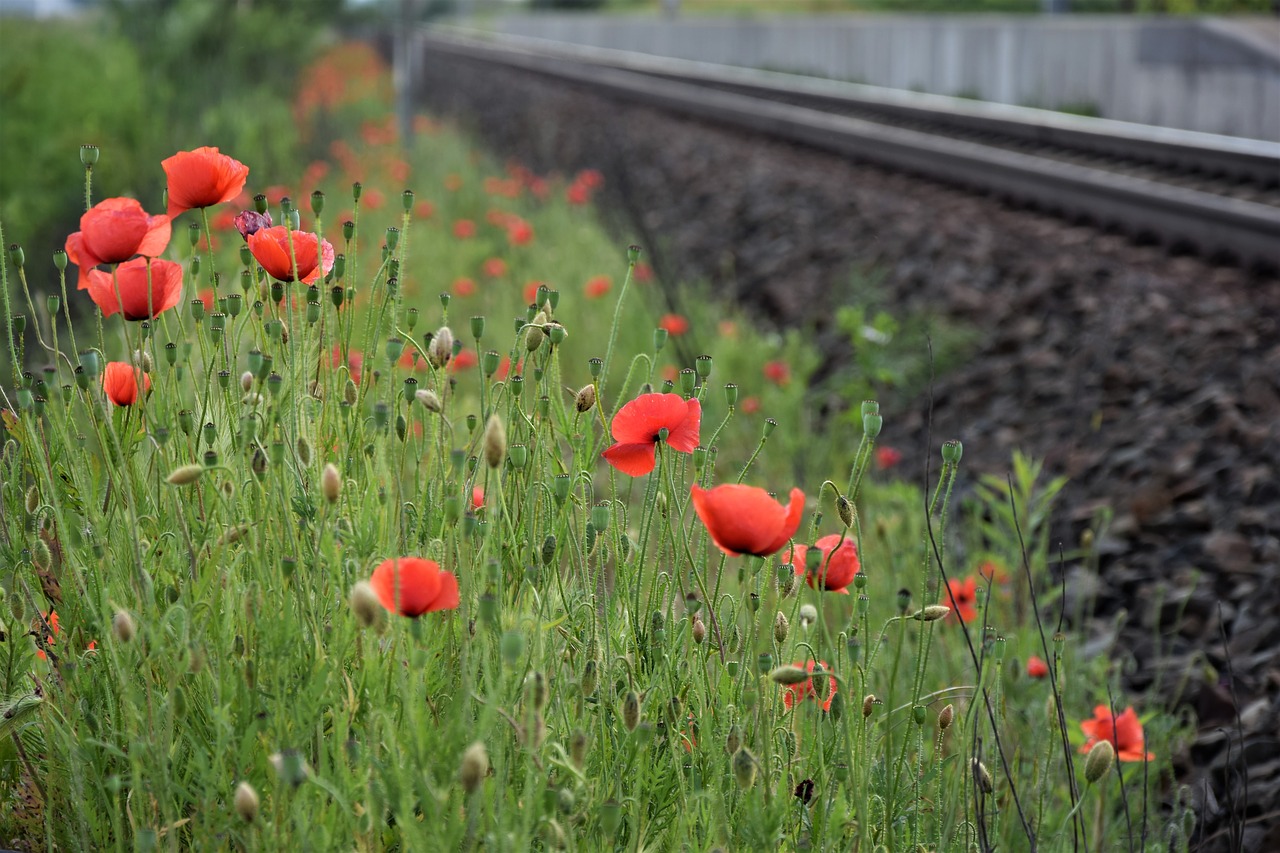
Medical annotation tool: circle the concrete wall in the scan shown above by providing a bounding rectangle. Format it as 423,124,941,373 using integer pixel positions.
464,14,1280,141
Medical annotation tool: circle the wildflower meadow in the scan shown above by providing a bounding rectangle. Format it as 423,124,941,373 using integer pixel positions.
0,38,1189,853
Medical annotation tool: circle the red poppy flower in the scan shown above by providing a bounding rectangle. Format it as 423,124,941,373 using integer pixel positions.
198,288,215,313
577,169,604,189
784,534,860,594
740,396,761,414
634,261,654,283
162,147,249,218
482,258,507,278
65,198,171,288
944,576,979,623
453,277,476,297
763,360,791,386
602,393,701,477
660,314,690,337
34,610,59,660
450,349,479,372
332,345,362,385
453,219,475,239
660,365,679,384
1080,705,1153,762
369,556,460,617
1027,656,1050,679
444,174,463,192
584,275,611,299
507,219,533,246
566,183,590,206
86,258,184,320
977,560,1010,584
248,226,335,284
102,361,151,406
414,200,435,220
388,158,411,183
471,486,485,510
781,660,837,712
875,446,903,470
362,188,385,211
690,483,805,557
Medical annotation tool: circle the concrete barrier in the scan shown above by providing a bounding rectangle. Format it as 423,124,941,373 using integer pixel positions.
459,13,1280,141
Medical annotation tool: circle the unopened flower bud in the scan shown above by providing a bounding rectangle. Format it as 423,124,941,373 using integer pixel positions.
691,617,706,645
769,665,810,685
863,694,878,718
24,486,39,514
349,581,386,632
428,326,454,368
525,322,544,352
482,415,505,468
914,605,952,622
415,388,442,413
166,464,204,486
296,437,313,467
234,781,259,822
938,703,955,732
773,611,789,644
526,671,549,711
973,759,994,794
458,741,489,794
836,494,855,527
732,747,757,790
240,371,254,392
321,463,341,503
580,659,597,697
622,691,641,732
1085,740,1115,785
798,604,817,629
575,384,596,413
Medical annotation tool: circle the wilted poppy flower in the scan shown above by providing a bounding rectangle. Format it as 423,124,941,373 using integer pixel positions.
763,360,791,386
102,361,151,406
784,534,860,594
65,198,171,288
162,147,249,218
602,392,701,477
369,556,459,617
944,576,979,623
86,258,183,320
1080,705,1153,762
781,660,837,712
875,446,903,470
234,210,272,241
1027,656,1050,679
690,483,805,557
659,314,690,337
584,275,611,299
248,226,335,283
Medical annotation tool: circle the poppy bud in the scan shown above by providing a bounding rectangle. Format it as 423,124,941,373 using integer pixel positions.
31,539,51,571
773,611,789,644
580,659,597,697
112,609,136,643
769,665,809,686
343,379,358,406
525,671,549,711
799,604,817,629
234,781,259,823
321,463,341,504
913,605,952,622
349,581,386,632
938,703,955,732
622,691,641,732
732,747,757,790
458,741,489,794
295,437,313,467
575,384,596,413
413,388,442,413
482,415,505,468
836,494,855,528
24,486,39,515
166,464,204,486
428,326,453,368
1085,740,1115,785
525,322,544,352
569,729,588,768
270,750,310,788
973,759,994,795
863,694,877,718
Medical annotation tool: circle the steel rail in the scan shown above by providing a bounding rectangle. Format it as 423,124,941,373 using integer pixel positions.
420,30,1280,268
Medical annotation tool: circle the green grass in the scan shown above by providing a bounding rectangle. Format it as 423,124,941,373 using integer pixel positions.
0,41,1186,853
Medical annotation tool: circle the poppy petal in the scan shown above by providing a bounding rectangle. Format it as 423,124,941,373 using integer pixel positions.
427,571,460,613
757,488,806,556
665,398,702,452
610,393,692,444
602,442,658,477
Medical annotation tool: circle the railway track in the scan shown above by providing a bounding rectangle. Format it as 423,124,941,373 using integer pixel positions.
418,28,1280,269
